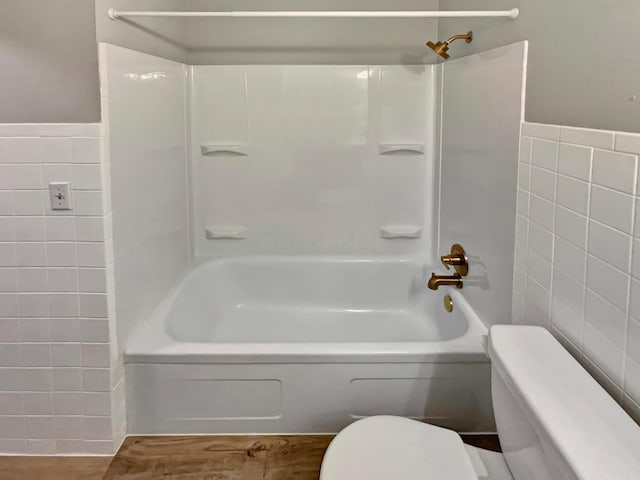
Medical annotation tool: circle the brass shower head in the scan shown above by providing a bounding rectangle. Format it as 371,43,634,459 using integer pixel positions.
427,31,473,60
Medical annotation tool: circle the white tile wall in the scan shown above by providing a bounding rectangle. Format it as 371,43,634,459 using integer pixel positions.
0,124,124,455
514,122,640,423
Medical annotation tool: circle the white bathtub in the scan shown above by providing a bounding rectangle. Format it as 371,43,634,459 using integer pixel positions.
125,257,494,434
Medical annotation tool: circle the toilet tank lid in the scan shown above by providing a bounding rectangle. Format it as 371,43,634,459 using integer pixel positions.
489,325,640,480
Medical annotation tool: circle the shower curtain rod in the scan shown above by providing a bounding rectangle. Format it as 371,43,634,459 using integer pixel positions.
107,8,520,20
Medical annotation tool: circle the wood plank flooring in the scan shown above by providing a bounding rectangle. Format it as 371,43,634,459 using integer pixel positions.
0,456,112,480
0,434,500,479
104,435,333,480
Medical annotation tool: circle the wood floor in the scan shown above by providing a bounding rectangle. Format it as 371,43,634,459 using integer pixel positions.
0,456,112,480
0,434,499,479
105,435,333,480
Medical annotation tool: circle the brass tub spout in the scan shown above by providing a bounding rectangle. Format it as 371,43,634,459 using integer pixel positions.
428,272,463,291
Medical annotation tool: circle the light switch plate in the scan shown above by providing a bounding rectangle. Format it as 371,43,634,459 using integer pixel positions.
49,182,72,210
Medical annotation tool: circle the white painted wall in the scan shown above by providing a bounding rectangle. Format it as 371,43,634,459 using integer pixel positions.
190,65,437,257
99,44,190,358
439,42,527,326
184,0,439,65
440,0,640,134
0,1,100,123
514,122,640,424
94,0,188,63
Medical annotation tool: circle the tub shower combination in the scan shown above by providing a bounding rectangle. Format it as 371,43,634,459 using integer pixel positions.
126,257,492,434
101,39,526,436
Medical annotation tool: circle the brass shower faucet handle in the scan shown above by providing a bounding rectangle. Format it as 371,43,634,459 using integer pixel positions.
428,244,469,291
440,244,469,276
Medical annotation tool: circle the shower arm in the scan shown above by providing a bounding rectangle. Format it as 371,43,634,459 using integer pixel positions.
443,33,473,46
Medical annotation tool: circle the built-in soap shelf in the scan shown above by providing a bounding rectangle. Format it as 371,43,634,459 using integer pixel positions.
200,144,249,157
380,225,422,239
205,225,248,240
378,144,425,155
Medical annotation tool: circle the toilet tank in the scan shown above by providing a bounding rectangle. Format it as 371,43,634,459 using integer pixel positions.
489,325,640,480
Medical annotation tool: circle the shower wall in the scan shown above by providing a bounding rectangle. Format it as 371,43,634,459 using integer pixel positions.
439,42,527,326
190,65,437,257
101,42,528,374
100,44,190,358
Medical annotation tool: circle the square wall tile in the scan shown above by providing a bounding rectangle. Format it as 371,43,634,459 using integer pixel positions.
0,165,42,189
590,186,633,234
22,368,52,391
17,268,48,292
23,392,53,415
0,138,39,164
72,164,102,190
554,237,586,283
588,221,631,273
38,138,72,164
586,254,629,308
592,149,637,194
52,368,83,392
557,143,592,181
77,243,106,268
75,217,105,242
16,243,47,267
46,243,77,267
553,268,584,316
45,217,76,241
78,269,107,293
13,217,46,242
530,167,556,201
556,175,589,215
528,222,554,260
20,343,52,368
47,268,79,292
12,191,44,216
555,206,587,248
584,290,626,348
50,318,81,343
529,195,555,231
48,293,79,318
71,138,101,164
527,250,552,290
531,138,558,171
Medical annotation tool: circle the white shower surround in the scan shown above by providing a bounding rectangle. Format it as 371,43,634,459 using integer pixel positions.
190,64,437,258
100,42,527,436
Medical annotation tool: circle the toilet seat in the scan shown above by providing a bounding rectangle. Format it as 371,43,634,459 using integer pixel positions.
320,416,478,480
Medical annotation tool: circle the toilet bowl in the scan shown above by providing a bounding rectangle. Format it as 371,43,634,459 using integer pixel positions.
320,326,640,480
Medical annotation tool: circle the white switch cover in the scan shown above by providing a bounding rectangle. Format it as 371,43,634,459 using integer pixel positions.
49,182,72,210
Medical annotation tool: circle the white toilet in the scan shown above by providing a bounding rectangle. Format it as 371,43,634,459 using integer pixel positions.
320,326,640,480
